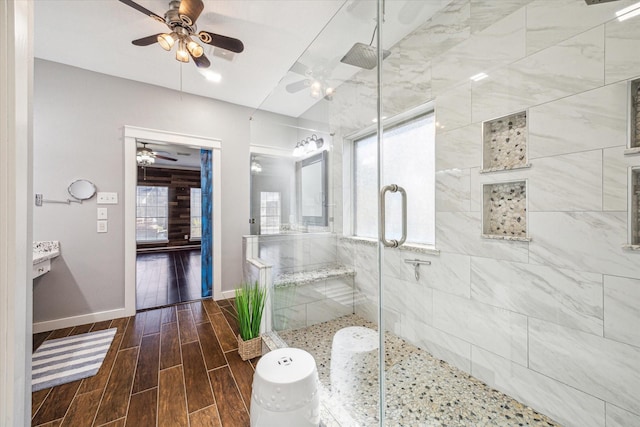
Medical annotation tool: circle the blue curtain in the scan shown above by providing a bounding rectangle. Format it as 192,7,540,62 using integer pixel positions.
200,149,213,298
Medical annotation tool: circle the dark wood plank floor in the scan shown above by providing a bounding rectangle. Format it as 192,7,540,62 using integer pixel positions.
136,249,203,310
31,298,256,427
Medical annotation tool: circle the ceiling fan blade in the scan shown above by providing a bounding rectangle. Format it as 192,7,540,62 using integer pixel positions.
132,34,163,46
289,61,311,76
286,79,310,93
118,0,165,23
190,52,211,69
198,31,244,53
153,154,178,161
179,0,204,25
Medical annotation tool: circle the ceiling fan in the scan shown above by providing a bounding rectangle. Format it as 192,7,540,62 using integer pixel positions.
137,143,178,166
119,0,244,69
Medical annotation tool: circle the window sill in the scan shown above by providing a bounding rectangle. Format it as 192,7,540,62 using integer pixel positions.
340,236,440,255
136,240,169,245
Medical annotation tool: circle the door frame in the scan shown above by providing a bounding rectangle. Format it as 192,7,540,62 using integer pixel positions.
124,126,222,315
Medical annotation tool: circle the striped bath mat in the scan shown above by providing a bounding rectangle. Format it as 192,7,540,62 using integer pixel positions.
32,328,117,392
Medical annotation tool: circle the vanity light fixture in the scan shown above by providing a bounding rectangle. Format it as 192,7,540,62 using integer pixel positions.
292,135,324,157
616,1,640,21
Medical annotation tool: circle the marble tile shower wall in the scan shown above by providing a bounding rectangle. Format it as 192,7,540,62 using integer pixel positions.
324,1,640,426
256,233,339,277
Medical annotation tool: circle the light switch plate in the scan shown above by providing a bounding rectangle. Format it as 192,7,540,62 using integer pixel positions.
97,220,108,233
97,207,108,220
97,192,118,204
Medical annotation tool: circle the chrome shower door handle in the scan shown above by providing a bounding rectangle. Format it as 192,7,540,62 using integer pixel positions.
380,184,407,248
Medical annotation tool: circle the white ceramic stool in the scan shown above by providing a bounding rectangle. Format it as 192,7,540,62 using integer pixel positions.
250,347,320,427
330,326,378,401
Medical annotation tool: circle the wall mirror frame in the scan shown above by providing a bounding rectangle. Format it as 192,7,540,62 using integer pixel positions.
67,179,96,201
296,150,328,227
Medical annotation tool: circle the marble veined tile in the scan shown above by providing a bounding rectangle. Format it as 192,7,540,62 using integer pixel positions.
471,257,603,335
435,82,472,131
603,146,637,211
472,26,605,123
471,346,605,427
606,11,640,84
433,290,528,365
384,248,471,298
432,8,526,94
529,317,640,415
606,403,640,427
528,150,603,212
436,168,470,212
403,317,472,373
529,211,640,279
306,298,353,327
436,211,529,263
381,53,432,118
526,0,634,55
383,275,433,326
397,0,470,62
435,123,482,171
604,275,640,347
528,82,627,159
470,0,531,34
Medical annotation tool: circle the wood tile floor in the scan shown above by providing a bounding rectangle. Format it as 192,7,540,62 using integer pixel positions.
32,298,256,427
136,249,202,311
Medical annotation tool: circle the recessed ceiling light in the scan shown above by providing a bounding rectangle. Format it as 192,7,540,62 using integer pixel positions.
616,1,640,21
470,72,488,82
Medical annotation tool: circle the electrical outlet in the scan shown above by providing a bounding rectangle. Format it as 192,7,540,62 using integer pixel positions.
184,234,189,240
97,192,118,204
97,220,108,233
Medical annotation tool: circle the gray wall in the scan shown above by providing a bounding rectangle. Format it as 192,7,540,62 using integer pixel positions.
33,59,256,323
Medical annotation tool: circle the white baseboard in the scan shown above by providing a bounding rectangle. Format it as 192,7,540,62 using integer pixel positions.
218,290,236,300
33,308,131,334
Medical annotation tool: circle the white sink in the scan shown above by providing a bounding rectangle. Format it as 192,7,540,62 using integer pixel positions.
33,241,60,278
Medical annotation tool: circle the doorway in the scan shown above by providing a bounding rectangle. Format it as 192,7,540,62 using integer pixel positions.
123,126,222,316
135,149,203,310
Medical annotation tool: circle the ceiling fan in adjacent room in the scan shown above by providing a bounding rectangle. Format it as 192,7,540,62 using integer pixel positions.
137,143,178,166
119,0,245,69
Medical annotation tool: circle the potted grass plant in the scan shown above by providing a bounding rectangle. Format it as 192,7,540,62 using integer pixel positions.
235,280,267,361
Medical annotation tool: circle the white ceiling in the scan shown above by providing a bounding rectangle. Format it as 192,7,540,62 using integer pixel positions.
34,0,345,116
35,0,451,118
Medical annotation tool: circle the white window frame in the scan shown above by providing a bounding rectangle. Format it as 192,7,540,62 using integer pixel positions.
136,185,169,243
344,102,436,246
190,187,202,241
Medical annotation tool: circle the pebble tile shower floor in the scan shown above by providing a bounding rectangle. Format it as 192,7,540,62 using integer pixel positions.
279,314,561,427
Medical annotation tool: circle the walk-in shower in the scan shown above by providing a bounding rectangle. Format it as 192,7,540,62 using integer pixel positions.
247,0,640,425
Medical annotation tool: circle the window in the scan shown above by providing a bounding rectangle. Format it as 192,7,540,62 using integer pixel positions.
136,186,169,242
190,188,202,240
260,191,281,234
354,111,435,245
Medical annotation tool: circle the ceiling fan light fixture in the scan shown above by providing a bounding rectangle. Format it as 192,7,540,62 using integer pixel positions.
187,39,204,58
157,33,176,51
137,149,155,166
176,40,189,63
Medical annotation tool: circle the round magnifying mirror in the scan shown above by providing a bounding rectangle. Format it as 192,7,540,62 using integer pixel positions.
68,179,96,201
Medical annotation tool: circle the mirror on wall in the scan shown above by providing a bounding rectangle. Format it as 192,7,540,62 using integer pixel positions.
68,179,96,201
249,153,295,235
297,151,328,227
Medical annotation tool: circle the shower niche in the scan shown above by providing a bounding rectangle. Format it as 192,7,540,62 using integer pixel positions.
482,180,530,241
626,79,640,155
626,167,640,250
481,111,530,173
